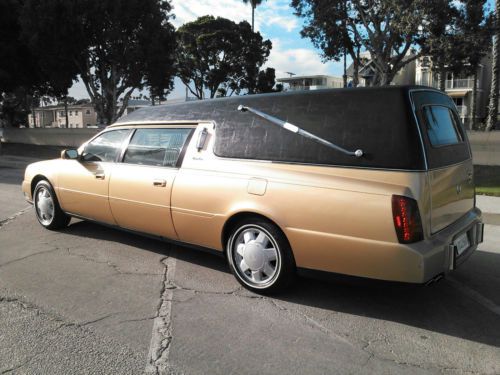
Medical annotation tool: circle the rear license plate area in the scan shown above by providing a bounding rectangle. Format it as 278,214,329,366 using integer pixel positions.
454,232,470,257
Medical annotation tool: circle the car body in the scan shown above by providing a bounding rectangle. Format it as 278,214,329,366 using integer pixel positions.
22,86,484,292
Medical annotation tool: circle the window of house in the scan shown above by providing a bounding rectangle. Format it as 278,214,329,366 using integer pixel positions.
423,106,463,147
82,129,131,163
60,111,64,116
69,111,73,116
86,109,91,115
123,128,192,167
75,110,78,115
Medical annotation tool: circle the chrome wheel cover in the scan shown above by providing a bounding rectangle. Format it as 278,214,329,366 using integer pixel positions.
35,186,55,226
231,225,280,288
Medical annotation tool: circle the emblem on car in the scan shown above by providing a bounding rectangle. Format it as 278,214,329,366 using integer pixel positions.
456,184,462,194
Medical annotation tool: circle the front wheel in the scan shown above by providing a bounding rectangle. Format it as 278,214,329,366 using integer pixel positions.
33,180,70,230
226,218,295,294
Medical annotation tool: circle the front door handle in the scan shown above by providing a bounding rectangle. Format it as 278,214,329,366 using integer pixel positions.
95,173,105,180
153,179,167,187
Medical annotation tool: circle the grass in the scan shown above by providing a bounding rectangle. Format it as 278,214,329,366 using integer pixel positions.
475,186,500,197
474,166,500,197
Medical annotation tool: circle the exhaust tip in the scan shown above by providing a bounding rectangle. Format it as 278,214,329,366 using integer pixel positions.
425,274,444,286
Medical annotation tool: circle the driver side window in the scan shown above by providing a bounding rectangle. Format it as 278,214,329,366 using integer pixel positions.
82,129,130,162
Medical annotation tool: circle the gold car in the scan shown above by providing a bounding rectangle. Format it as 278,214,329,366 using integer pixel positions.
22,86,484,293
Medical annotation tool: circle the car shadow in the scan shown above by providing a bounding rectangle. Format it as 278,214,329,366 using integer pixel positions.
63,219,500,348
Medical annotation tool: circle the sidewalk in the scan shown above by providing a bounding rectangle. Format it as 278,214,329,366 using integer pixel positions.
476,195,500,226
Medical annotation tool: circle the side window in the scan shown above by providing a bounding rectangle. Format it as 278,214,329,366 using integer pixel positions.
123,128,192,167
423,106,463,147
82,129,131,162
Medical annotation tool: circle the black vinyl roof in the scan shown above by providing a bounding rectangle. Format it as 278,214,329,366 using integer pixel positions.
116,86,442,170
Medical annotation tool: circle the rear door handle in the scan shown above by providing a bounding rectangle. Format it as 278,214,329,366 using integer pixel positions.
95,173,105,180
153,179,167,187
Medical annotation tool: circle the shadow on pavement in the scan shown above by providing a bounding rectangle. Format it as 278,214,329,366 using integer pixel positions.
63,219,500,348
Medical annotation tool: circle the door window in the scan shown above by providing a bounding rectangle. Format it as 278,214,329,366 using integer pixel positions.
82,129,131,162
123,128,192,167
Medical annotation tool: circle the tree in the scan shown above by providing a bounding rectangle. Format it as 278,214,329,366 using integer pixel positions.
242,0,263,31
21,0,82,128
177,16,272,99
255,68,277,93
0,0,44,127
487,0,500,130
455,0,492,129
292,0,457,86
21,0,177,125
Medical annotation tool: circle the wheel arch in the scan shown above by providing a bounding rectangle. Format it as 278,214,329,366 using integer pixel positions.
221,211,292,257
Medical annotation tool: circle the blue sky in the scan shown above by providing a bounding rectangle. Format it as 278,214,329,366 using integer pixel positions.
69,0,496,100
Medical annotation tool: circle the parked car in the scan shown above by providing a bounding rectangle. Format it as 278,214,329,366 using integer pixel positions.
22,86,483,293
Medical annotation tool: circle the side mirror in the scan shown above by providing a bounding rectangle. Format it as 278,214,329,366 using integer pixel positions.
61,149,79,160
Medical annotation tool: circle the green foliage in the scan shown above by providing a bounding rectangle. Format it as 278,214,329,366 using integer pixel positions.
291,0,478,86
0,0,45,127
255,68,277,93
21,0,177,125
177,16,272,99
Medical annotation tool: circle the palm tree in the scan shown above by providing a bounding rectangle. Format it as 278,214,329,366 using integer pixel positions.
487,0,500,130
243,0,263,31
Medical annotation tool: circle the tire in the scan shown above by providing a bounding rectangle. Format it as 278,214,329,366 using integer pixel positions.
226,217,295,294
33,180,70,230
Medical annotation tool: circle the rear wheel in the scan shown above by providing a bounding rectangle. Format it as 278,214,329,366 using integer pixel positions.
34,180,70,230
226,218,295,293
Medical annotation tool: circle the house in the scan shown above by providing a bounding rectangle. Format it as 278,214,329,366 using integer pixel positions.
28,103,98,128
276,75,344,91
345,52,491,128
414,55,492,128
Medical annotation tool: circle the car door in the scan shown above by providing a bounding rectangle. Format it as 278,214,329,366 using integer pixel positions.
108,127,194,239
57,129,132,224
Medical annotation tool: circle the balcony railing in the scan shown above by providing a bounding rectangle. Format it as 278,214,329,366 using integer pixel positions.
417,78,479,90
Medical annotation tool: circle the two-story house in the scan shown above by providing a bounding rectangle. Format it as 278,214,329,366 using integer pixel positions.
28,103,98,128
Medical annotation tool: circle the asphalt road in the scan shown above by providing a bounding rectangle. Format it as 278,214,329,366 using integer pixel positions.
0,164,499,374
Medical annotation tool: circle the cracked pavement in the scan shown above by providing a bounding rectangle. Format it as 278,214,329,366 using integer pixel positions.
1,165,500,374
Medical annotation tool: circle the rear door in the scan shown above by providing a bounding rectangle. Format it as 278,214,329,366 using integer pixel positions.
108,127,194,239
412,90,474,233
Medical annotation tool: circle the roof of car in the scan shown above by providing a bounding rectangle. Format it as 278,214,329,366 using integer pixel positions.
110,85,441,127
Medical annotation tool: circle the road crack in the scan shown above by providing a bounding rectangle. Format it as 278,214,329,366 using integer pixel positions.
0,206,31,230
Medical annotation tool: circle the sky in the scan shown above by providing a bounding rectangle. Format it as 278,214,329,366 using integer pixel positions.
69,0,496,100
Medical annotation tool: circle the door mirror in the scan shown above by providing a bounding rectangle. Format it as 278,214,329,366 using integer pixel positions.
61,149,79,160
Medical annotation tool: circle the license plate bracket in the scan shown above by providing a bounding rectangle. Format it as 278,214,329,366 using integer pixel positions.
454,232,470,257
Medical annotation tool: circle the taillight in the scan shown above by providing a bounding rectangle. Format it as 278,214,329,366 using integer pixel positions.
392,195,423,244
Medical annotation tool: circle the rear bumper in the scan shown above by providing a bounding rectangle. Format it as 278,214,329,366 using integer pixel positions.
411,207,483,283
289,208,483,284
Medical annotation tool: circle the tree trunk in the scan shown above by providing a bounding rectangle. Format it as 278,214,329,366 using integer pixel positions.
439,66,446,92
64,96,69,128
343,50,347,88
487,0,500,131
252,5,255,31
470,70,478,130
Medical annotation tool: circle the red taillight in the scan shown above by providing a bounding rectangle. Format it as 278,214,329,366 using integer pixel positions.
392,195,423,244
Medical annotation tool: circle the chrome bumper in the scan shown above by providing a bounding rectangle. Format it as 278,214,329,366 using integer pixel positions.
418,208,483,283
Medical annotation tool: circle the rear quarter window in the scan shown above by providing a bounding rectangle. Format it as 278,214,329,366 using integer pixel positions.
423,106,463,147
411,91,471,169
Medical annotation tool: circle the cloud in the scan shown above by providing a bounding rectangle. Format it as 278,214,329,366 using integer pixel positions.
265,39,341,79
170,0,298,32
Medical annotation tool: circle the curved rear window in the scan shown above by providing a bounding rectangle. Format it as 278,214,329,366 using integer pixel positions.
423,106,463,147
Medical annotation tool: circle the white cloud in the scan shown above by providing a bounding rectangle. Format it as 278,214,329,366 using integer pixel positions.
265,39,341,79
170,0,298,32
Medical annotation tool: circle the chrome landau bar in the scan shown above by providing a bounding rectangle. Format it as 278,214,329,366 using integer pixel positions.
237,105,363,158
